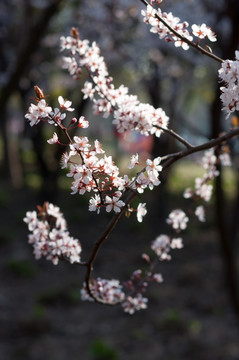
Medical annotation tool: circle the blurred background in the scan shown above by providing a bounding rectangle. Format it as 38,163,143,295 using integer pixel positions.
0,0,239,359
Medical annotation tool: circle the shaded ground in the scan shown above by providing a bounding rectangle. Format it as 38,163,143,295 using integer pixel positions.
1,183,239,360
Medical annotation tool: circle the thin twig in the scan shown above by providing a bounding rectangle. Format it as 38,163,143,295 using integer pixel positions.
155,125,194,148
84,191,137,303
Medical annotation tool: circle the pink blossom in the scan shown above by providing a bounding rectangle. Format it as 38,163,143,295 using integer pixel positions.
81,278,125,305
191,24,217,42
58,96,74,112
218,52,239,117
23,211,38,231
151,234,171,260
171,238,183,249
166,209,189,230
25,100,52,126
24,203,82,265
78,116,89,128
48,108,66,126
89,194,101,214
47,132,59,144
146,157,162,177
122,294,148,314
153,273,164,283
127,154,139,170
219,152,231,166
195,205,206,222
142,5,193,51
61,31,170,139
82,81,95,99
105,193,125,213
136,203,147,223
195,178,213,202
94,140,105,154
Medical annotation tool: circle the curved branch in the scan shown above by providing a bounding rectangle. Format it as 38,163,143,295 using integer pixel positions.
83,127,239,302
84,191,137,303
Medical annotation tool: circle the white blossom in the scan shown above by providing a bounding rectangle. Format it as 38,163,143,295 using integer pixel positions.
166,209,189,230
136,203,147,223
47,132,58,144
195,205,205,222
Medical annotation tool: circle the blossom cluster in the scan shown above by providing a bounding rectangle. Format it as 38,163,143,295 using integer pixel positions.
23,202,82,265
166,209,189,231
218,51,239,118
184,148,218,204
25,92,163,219
122,294,148,315
22,12,237,314
81,278,125,304
60,29,169,137
151,234,183,261
80,268,163,314
183,148,231,221
61,134,162,216
141,5,216,51
25,95,75,128
121,268,163,314
62,135,127,214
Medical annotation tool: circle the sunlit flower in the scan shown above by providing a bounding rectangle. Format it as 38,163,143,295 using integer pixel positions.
166,209,189,230
195,205,205,222
47,132,59,144
136,203,147,223
58,96,74,111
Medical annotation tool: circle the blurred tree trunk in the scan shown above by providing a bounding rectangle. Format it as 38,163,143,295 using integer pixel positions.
146,60,175,222
0,0,65,186
210,0,239,315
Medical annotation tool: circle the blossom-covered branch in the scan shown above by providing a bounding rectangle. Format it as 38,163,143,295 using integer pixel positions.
23,8,239,313
139,0,223,63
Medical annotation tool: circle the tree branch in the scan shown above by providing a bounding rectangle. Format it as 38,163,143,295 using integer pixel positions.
155,125,194,148
84,191,137,303
162,127,239,169
83,126,239,302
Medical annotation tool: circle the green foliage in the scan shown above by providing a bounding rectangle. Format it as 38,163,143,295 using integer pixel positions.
24,173,43,189
89,339,118,360
188,319,203,335
160,308,186,331
32,304,46,319
37,285,81,306
0,186,12,207
167,161,204,194
21,149,38,165
0,229,15,245
6,259,37,279
21,304,51,336
222,167,237,198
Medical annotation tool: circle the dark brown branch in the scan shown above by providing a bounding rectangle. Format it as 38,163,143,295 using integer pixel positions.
162,127,239,169
84,191,137,303
155,125,193,148
83,127,239,302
